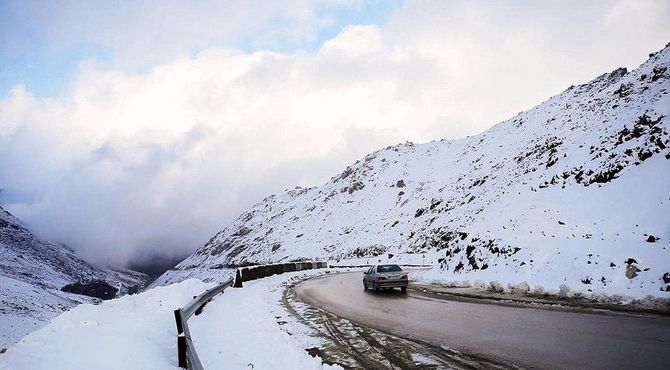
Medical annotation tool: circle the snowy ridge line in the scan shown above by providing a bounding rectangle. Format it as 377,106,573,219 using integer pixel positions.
169,43,670,298
173,261,328,369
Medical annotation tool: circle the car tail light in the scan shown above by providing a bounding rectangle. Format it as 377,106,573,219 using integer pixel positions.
376,276,386,281
401,275,408,280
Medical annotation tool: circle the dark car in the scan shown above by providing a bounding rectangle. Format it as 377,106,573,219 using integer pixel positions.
363,264,408,293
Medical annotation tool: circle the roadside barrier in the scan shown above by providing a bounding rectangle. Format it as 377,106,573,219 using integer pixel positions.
173,261,327,369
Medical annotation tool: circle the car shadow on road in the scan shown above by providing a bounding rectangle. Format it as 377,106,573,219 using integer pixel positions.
364,288,410,299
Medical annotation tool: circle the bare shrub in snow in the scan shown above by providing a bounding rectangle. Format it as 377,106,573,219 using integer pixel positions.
559,284,574,298
531,285,546,295
488,280,504,293
474,280,487,290
612,294,626,303
508,281,530,295
443,280,472,288
633,295,670,311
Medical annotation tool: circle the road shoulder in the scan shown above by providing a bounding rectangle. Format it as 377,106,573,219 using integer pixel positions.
410,282,670,317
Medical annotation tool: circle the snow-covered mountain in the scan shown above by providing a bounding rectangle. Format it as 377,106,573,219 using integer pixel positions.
0,206,147,348
162,44,670,298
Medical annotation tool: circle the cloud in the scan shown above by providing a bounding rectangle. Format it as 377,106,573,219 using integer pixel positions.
1,0,669,265
1,0,331,66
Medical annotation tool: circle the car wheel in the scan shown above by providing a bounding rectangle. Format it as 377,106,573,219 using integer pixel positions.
373,283,380,292
401,286,407,293
363,282,368,290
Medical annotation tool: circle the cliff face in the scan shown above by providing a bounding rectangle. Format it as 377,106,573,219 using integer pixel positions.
166,44,670,297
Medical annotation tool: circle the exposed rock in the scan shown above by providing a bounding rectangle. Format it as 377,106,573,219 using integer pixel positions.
625,265,639,279
61,280,118,300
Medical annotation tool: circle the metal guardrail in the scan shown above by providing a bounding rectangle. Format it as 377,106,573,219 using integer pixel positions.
174,279,234,369
173,261,327,369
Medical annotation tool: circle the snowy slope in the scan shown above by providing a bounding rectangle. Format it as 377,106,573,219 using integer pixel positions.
166,44,670,297
0,272,342,370
0,206,148,348
0,279,213,370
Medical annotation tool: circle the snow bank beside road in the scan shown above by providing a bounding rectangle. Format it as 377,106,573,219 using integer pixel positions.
148,267,235,288
189,269,341,370
0,279,214,370
1,270,341,370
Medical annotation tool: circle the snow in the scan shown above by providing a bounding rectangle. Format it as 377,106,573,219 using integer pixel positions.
0,279,214,370
188,270,342,370
0,206,148,348
148,267,235,289
0,274,94,350
165,43,670,299
0,271,342,370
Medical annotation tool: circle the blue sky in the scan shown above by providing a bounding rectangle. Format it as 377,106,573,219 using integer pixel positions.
0,0,402,97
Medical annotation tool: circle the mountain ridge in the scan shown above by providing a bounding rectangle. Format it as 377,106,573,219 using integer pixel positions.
0,206,148,348
159,43,670,298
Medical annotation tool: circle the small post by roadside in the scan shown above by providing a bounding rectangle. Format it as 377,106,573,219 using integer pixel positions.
233,269,243,288
177,334,187,368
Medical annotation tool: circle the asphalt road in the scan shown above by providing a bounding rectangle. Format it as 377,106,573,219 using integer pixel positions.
295,272,670,369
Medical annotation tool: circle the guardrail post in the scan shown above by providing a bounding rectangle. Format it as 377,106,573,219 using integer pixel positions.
233,269,243,288
177,333,188,368
174,308,184,335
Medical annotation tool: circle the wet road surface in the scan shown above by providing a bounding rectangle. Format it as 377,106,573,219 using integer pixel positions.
295,272,670,369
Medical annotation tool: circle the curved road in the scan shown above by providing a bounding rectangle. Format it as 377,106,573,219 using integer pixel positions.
295,272,670,369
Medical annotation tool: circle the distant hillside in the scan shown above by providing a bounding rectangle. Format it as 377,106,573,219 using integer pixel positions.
160,43,670,298
0,206,148,348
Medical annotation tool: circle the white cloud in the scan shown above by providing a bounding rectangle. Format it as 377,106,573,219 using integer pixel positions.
320,25,384,56
1,0,669,265
2,0,331,67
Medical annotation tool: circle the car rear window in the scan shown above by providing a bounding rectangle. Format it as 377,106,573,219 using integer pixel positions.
377,264,402,272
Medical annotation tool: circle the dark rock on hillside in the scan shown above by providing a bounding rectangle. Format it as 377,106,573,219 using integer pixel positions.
61,280,119,300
